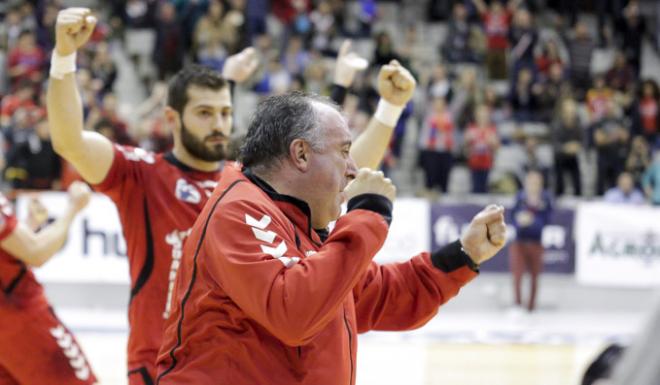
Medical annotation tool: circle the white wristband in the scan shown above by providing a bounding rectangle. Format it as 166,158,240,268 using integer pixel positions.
50,51,77,80
374,99,404,127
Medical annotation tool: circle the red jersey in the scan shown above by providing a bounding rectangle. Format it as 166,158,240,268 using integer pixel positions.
420,111,455,152
483,11,511,50
93,145,222,378
0,193,48,316
466,124,497,170
640,97,658,135
156,166,477,385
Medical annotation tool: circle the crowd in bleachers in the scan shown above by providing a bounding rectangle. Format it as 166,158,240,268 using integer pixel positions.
1,0,659,204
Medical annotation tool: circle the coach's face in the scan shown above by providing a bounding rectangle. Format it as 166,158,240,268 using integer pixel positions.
178,85,233,162
306,103,357,229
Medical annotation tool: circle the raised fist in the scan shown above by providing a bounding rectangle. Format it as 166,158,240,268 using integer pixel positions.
460,204,507,265
333,40,369,88
377,60,416,107
222,47,259,83
344,168,396,203
67,181,92,213
55,8,97,56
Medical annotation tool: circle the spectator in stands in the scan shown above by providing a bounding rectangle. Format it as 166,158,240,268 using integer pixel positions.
592,100,631,195
309,0,336,56
509,169,552,312
427,63,453,101
618,0,645,77
7,30,46,91
472,0,520,80
442,2,482,65
632,79,660,148
85,93,134,146
606,51,636,94
418,97,456,196
535,38,564,80
89,42,117,96
508,8,538,79
564,21,595,99
586,75,615,124
451,66,482,129
552,98,583,196
281,35,310,76
465,104,499,193
509,67,541,122
35,3,59,52
373,31,401,67
603,171,646,204
193,0,226,57
642,148,660,205
626,136,651,187
3,113,61,190
1,79,36,128
153,2,185,81
537,62,572,123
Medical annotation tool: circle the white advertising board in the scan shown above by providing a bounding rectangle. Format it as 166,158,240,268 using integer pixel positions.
576,202,660,287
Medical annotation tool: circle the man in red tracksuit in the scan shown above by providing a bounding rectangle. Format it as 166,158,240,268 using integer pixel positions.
0,182,96,385
156,92,507,384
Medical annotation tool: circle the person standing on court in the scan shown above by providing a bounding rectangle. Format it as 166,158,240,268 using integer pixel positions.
0,182,95,385
47,8,418,384
509,169,552,312
156,91,508,385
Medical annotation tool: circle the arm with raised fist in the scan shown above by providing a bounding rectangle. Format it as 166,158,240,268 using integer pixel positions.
350,60,416,170
352,204,507,333
0,181,92,267
47,8,114,185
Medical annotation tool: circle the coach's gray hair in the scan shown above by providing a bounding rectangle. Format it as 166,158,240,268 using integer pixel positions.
239,91,340,173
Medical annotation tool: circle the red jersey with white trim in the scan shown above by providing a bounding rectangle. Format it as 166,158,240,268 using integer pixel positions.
0,192,48,316
93,145,222,374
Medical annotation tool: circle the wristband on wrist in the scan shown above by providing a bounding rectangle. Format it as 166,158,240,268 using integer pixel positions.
374,99,404,127
50,51,77,80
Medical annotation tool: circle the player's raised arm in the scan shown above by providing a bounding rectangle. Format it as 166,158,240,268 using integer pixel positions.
350,60,416,170
0,181,91,267
47,7,114,184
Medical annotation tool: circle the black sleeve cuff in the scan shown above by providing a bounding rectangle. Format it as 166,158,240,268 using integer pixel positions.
431,240,479,273
227,79,236,96
347,193,393,226
330,84,348,105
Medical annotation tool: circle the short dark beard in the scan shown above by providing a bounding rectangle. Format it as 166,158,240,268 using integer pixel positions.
180,120,228,162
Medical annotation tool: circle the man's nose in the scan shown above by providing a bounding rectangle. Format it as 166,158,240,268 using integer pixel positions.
346,156,358,179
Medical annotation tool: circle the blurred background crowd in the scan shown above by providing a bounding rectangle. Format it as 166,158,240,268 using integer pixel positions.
1,0,660,205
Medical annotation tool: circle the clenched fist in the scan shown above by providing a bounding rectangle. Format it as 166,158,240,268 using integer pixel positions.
344,168,396,203
55,8,97,56
333,40,369,88
377,60,416,107
67,181,92,213
460,204,507,264
222,47,259,83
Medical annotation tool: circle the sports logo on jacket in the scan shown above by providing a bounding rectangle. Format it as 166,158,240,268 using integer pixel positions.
49,325,91,381
245,213,300,268
175,178,202,204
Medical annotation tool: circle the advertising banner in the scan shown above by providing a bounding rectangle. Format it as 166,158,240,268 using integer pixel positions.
430,203,575,273
576,202,660,287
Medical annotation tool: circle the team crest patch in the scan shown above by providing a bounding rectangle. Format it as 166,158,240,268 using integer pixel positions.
175,178,202,204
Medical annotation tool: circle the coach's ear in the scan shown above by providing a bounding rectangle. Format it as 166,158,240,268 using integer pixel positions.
289,138,312,172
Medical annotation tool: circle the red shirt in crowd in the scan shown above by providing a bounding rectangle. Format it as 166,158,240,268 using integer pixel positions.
465,124,498,170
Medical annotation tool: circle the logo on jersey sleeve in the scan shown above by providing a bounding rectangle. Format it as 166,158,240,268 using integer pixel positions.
175,178,202,204
116,145,156,164
245,213,300,268
49,325,92,381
